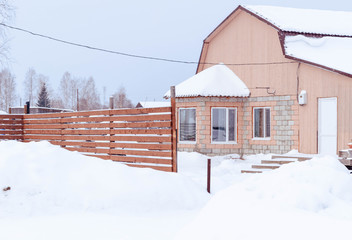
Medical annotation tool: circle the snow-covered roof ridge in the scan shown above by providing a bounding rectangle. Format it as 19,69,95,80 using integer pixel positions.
164,64,250,98
242,5,352,36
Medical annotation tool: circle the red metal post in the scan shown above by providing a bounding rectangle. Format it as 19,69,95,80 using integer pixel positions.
207,158,211,193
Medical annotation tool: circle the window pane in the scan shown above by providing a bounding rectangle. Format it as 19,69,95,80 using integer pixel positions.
180,109,196,141
228,109,236,141
254,108,264,138
265,108,271,137
212,108,226,142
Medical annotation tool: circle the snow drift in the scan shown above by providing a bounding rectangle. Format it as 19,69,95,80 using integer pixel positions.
177,156,352,240
0,141,209,217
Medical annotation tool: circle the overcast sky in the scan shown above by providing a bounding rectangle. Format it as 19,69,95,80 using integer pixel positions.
5,0,352,106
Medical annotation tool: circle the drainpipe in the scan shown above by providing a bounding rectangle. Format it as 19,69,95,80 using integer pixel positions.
296,62,301,102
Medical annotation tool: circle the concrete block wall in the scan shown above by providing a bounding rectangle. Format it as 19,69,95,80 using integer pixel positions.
176,95,299,156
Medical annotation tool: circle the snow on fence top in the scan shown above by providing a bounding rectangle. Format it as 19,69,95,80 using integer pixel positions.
243,5,352,36
164,64,250,98
284,35,352,75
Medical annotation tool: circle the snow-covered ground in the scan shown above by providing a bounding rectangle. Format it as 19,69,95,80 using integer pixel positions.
1,141,352,239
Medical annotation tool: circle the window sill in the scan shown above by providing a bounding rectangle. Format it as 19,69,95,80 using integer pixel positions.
179,141,197,144
211,141,238,145
252,137,271,141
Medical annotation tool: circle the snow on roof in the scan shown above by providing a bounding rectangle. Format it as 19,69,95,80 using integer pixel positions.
0,110,8,114
243,5,352,36
284,35,352,75
136,101,170,108
164,64,250,98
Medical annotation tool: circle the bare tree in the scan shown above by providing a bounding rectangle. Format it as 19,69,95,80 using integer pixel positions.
23,68,38,104
112,86,133,109
0,0,14,64
79,77,101,110
59,71,78,110
0,68,16,111
50,94,64,109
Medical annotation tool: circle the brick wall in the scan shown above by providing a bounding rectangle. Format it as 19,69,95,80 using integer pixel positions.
176,95,299,155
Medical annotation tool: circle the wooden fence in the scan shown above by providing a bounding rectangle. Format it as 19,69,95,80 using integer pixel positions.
0,105,177,172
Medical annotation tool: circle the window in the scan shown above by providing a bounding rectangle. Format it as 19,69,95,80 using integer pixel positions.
253,107,270,139
179,108,196,142
212,108,237,143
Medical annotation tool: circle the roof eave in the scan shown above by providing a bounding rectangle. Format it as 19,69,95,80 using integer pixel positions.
284,55,352,78
279,33,352,78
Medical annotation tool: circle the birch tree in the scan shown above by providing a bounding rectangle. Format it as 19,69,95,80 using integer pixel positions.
79,77,101,110
23,68,38,104
112,86,133,109
0,68,16,111
0,0,14,64
59,71,78,110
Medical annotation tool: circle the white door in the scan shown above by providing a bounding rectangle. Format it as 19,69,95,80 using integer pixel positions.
318,97,337,155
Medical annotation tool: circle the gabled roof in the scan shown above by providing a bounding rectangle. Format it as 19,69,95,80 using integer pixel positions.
198,5,352,78
164,64,250,98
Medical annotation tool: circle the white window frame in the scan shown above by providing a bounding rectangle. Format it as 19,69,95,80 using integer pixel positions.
253,107,271,140
178,108,196,143
211,107,237,144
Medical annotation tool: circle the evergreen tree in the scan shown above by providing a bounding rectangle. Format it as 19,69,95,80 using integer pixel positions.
36,82,51,108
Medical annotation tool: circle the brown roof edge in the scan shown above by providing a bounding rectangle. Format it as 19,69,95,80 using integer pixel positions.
196,41,209,74
203,5,243,42
285,55,352,78
279,32,352,78
196,5,282,72
196,5,245,73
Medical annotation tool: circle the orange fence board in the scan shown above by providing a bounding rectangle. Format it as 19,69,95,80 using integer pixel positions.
0,104,176,172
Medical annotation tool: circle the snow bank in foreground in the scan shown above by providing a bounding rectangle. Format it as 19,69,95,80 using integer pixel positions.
177,156,352,240
0,141,209,217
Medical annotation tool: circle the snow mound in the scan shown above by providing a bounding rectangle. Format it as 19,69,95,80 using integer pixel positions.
177,156,352,240
0,141,209,217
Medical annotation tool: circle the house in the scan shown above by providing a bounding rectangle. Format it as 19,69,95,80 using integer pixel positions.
165,5,352,156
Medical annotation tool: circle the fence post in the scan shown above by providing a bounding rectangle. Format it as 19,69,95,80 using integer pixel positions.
25,101,30,114
109,96,114,160
109,96,114,109
170,86,177,172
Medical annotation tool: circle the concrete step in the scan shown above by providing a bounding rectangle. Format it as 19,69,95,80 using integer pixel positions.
252,164,281,170
261,159,296,165
272,155,312,161
241,168,273,174
339,158,352,166
241,169,263,174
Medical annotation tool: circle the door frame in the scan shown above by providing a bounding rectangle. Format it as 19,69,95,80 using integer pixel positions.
317,97,338,155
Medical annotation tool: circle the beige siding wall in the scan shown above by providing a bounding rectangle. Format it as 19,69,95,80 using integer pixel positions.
299,64,352,153
199,9,298,97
